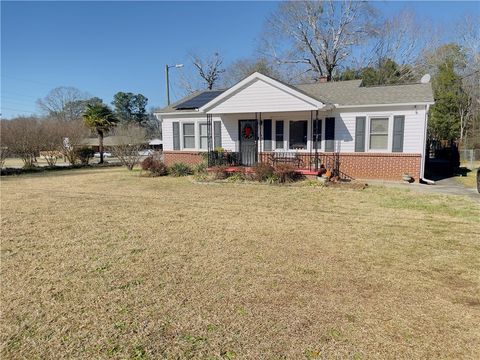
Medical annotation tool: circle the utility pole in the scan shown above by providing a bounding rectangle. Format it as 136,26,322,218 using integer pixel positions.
165,63,184,106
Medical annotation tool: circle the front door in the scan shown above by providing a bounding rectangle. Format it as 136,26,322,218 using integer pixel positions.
239,120,257,166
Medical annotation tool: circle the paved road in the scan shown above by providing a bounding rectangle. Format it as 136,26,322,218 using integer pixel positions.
365,176,480,202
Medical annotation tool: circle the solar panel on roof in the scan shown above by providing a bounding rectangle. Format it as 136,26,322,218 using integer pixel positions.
174,90,224,110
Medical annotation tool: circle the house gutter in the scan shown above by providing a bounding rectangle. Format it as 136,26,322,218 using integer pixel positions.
420,104,435,184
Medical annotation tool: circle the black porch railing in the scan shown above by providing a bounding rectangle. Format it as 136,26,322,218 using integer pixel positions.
207,150,354,180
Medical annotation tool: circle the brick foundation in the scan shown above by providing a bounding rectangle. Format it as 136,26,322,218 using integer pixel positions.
164,151,421,181
163,151,204,166
328,153,421,181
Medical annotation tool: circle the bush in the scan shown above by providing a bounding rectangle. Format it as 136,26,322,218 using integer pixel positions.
252,163,274,182
141,155,168,176
75,147,94,165
210,165,228,180
227,172,245,183
169,162,192,177
273,163,298,183
193,162,207,175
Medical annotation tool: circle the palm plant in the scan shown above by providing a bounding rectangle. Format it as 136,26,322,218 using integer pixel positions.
83,103,118,163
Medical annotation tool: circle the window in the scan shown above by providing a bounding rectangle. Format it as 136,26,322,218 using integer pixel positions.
183,123,195,149
289,120,308,150
199,123,208,150
369,118,389,150
275,121,284,149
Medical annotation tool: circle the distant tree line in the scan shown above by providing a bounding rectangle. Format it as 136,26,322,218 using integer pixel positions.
1,87,160,168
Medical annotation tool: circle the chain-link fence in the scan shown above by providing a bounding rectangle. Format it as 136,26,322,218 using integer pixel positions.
459,148,480,169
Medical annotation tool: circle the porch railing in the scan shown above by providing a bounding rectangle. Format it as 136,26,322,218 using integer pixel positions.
208,150,354,180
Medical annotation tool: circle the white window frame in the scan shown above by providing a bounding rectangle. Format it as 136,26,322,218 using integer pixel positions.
366,115,392,152
182,122,196,149
199,122,209,151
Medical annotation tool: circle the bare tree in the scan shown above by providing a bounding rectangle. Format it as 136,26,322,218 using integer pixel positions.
38,119,65,166
37,87,92,122
191,52,225,90
456,15,480,145
0,146,7,168
61,119,90,165
366,9,427,81
110,124,147,170
261,0,376,81
221,57,284,87
0,117,42,167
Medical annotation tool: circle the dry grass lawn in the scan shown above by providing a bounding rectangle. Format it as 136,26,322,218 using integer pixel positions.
1,168,479,359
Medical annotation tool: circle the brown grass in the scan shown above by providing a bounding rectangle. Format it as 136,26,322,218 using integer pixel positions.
456,166,479,189
1,168,479,359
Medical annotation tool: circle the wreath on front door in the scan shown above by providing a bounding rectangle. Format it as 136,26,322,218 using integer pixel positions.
242,124,254,140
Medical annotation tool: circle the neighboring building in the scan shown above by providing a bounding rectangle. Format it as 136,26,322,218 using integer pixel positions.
155,72,434,181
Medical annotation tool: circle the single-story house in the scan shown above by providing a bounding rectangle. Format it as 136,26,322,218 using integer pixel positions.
155,72,434,181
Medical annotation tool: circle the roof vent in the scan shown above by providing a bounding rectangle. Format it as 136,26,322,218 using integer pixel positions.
420,74,431,84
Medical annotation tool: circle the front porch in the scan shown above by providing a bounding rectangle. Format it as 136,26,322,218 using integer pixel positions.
207,149,351,179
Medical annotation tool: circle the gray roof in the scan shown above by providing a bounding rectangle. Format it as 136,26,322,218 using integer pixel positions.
297,80,434,106
155,75,433,113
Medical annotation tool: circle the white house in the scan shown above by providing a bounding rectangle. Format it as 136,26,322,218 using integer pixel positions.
155,72,434,181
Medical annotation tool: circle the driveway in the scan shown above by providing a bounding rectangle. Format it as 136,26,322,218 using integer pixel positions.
365,176,479,202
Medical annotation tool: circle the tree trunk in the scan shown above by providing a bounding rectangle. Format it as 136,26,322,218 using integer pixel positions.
98,130,104,164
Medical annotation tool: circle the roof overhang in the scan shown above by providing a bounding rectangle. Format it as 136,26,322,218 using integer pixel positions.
334,101,435,109
199,72,326,114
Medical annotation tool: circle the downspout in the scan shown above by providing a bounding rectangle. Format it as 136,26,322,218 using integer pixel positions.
421,104,435,184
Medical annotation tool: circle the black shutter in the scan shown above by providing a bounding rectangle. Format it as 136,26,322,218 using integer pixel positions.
393,115,405,152
172,122,180,150
313,119,322,149
355,116,366,152
325,117,335,152
275,121,284,149
213,121,222,148
263,119,272,151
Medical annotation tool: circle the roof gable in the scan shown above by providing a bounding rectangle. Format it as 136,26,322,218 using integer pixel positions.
200,72,325,114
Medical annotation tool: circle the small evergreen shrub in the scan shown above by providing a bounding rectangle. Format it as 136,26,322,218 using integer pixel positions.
252,163,274,182
75,147,94,165
169,162,192,177
193,162,207,175
273,163,298,183
227,172,245,183
265,174,280,184
141,155,168,176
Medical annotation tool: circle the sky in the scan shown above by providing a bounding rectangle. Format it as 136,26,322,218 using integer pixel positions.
1,1,479,119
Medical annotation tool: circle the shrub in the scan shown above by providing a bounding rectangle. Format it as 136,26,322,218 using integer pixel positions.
193,162,207,175
141,155,168,176
265,174,279,184
169,162,192,177
252,163,274,182
227,172,245,183
273,163,298,183
210,165,228,180
75,147,94,165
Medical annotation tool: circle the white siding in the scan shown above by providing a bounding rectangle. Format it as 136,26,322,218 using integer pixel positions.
333,105,426,153
159,105,426,154
210,79,317,114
